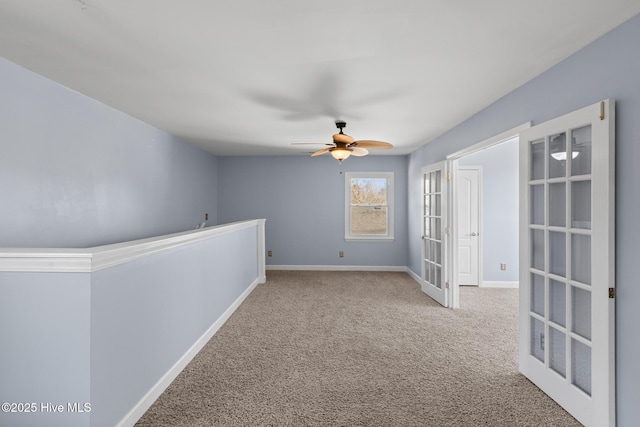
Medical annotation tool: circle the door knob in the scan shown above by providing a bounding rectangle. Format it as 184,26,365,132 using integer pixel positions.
470,232,478,236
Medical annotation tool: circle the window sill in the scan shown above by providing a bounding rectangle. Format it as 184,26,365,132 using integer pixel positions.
345,237,395,243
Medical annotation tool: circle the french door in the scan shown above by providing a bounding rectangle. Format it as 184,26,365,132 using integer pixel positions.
421,162,448,306
518,100,615,426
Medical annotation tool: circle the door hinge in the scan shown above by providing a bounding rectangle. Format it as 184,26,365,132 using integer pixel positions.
446,172,452,181
609,287,615,299
445,226,451,235
600,101,605,120
445,281,450,289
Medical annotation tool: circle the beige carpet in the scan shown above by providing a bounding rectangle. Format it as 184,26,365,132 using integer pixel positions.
136,271,581,426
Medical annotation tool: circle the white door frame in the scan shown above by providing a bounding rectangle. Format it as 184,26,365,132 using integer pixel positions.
445,122,530,308
456,166,483,287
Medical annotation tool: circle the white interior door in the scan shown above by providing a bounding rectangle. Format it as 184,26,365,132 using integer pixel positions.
518,100,615,426
421,161,448,306
457,167,480,286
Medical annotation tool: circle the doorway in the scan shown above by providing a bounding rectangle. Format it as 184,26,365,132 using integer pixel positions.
446,123,528,308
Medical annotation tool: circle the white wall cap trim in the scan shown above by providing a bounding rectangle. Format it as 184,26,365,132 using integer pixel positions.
0,249,93,273
0,219,266,273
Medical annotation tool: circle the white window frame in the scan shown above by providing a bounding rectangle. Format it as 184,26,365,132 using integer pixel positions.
344,171,394,242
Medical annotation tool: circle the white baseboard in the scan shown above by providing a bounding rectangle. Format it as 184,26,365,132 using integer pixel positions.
116,277,261,427
480,281,519,288
266,265,407,272
405,270,519,289
405,268,423,285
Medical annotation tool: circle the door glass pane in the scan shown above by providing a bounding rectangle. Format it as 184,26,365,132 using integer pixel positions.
433,218,441,238
424,196,430,216
432,194,441,216
571,125,592,176
549,279,566,327
572,286,592,340
571,234,591,285
572,339,592,396
571,181,591,229
424,174,430,195
549,133,567,178
430,171,440,192
435,266,441,289
531,229,544,271
531,273,545,315
549,231,566,277
530,184,544,225
549,183,566,227
432,263,437,285
550,327,567,378
531,139,545,180
434,241,441,264
531,317,545,362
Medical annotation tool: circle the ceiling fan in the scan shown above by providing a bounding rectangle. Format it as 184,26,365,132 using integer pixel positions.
309,120,393,163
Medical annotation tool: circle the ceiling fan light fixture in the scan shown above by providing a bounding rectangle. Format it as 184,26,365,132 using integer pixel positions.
551,151,579,161
330,147,352,161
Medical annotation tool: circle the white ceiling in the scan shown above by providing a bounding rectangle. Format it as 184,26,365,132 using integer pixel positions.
1,1,639,156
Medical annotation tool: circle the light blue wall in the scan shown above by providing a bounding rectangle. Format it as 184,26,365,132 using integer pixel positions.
0,57,218,248
458,140,519,282
90,227,259,427
218,155,408,267
408,13,640,425
0,272,91,427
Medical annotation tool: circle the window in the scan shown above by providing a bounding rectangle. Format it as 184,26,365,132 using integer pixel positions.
345,172,394,241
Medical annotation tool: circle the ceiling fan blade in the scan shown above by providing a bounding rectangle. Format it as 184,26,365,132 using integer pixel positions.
311,147,331,156
351,147,369,157
352,140,393,149
333,133,355,144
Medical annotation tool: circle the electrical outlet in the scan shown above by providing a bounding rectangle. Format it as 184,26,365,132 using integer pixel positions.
339,251,344,258
268,250,272,257
205,213,209,221
500,263,507,271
